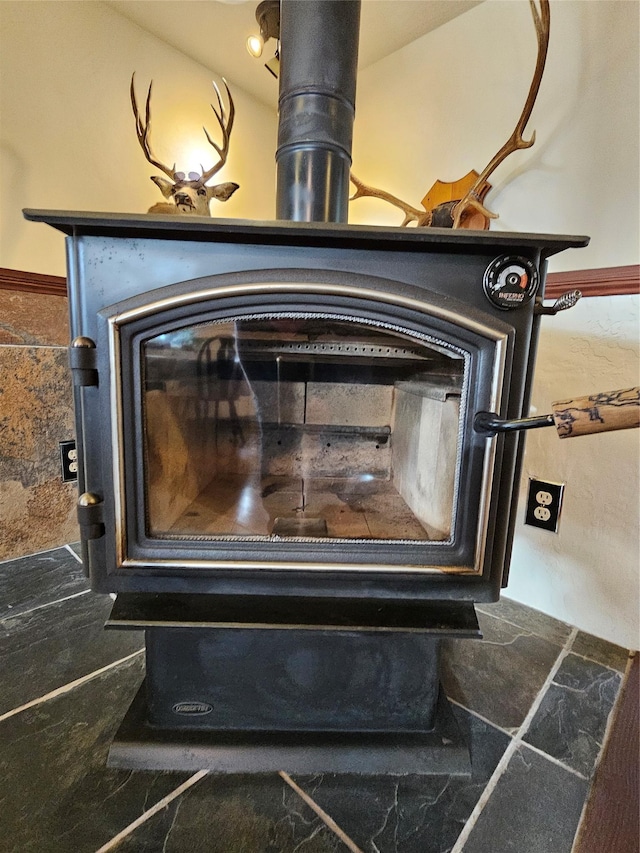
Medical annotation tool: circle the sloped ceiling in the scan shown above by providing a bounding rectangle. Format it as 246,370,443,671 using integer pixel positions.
106,0,484,108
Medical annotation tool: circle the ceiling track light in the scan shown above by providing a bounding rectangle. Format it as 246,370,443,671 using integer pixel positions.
246,0,280,74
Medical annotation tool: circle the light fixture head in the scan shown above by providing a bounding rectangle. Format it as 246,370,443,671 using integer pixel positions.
247,1,280,77
255,0,280,42
246,34,264,58
247,0,279,60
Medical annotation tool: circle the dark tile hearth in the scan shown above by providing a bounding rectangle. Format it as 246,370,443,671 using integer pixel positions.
476,597,573,648
461,745,589,853
290,707,511,853
0,655,189,853
0,549,630,852
440,610,563,733
524,653,623,777
0,546,87,619
115,774,352,853
0,590,144,715
571,630,630,672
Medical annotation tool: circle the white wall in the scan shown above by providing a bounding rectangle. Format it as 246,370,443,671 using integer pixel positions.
0,1,278,277
512,294,638,648
353,0,639,648
351,0,639,269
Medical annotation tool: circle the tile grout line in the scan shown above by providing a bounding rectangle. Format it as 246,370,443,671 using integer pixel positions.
65,544,84,564
565,647,629,675
93,770,209,853
0,342,66,350
448,696,589,781
448,696,516,737
478,605,629,673
0,649,144,723
0,543,77,565
521,739,588,781
449,625,579,853
95,768,366,853
1,589,91,621
279,771,366,853
474,607,569,646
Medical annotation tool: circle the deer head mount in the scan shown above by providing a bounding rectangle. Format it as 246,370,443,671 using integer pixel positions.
350,0,551,229
130,74,239,215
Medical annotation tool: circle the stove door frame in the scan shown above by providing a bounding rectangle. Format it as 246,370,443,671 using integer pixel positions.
82,268,516,598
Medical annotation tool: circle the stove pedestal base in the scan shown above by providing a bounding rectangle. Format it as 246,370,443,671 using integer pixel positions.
106,595,481,775
108,680,471,775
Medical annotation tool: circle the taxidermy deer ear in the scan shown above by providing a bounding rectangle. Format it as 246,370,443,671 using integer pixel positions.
208,182,239,202
150,176,175,199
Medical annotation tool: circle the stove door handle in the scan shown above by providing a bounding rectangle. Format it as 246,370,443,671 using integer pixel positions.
473,412,554,435
475,386,640,438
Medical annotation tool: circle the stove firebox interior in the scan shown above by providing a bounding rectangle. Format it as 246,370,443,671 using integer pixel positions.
143,315,463,545
25,209,587,773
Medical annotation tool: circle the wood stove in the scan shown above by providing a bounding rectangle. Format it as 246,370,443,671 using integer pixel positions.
25,209,587,772
24,0,588,775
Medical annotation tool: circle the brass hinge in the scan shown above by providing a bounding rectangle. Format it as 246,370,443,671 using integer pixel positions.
69,336,98,386
77,492,104,540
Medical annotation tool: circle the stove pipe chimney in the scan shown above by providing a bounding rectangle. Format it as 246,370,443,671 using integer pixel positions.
275,0,361,223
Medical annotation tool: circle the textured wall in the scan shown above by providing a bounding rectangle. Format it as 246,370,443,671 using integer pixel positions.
0,290,78,559
351,0,639,272
508,295,639,648
0,1,278,276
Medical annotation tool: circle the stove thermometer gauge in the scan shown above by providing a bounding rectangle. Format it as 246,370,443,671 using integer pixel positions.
483,255,539,310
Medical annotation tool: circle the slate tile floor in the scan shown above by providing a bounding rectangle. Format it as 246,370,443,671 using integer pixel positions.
0,546,630,853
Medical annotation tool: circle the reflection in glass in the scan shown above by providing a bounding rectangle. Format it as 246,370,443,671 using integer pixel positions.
142,315,465,542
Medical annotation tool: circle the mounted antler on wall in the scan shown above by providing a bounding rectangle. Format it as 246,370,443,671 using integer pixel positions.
130,74,239,215
350,0,551,230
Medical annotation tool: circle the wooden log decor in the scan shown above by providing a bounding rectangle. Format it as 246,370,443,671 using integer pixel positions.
551,386,640,438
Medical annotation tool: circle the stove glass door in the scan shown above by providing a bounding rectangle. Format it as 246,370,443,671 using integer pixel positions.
142,315,465,543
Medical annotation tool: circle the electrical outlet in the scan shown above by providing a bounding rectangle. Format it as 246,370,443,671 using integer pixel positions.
525,478,564,532
59,440,78,483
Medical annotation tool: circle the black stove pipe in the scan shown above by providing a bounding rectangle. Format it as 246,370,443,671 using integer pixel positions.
275,0,361,223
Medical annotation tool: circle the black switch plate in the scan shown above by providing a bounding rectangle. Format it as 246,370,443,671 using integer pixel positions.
59,440,78,482
525,478,564,533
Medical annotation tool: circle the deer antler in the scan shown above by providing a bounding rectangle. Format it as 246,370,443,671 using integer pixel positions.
452,0,551,227
200,78,235,183
131,75,235,184
349,173,431,227
130,74,175,179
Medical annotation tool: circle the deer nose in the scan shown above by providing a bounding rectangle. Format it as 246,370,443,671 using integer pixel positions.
174,193,194,208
